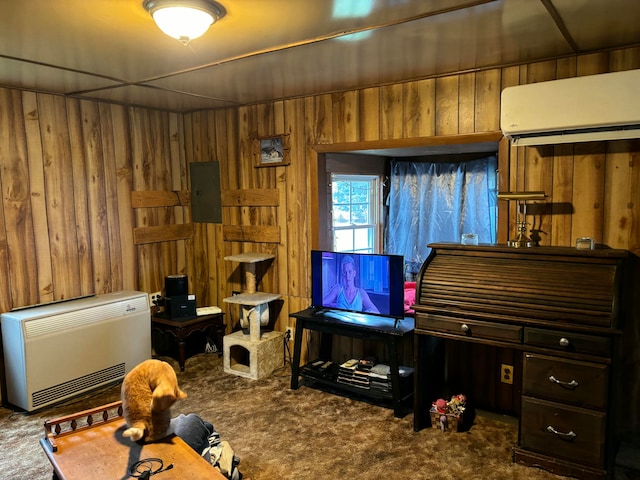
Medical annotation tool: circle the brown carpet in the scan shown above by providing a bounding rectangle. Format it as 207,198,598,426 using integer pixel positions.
0,352,570,480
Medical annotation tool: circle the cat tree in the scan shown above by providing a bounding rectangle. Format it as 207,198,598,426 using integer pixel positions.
222,252,283,380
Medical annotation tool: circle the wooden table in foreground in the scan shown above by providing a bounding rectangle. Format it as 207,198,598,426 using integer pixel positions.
40,401,226,480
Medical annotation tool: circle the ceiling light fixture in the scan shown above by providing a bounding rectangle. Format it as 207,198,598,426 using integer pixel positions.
143,0,226,45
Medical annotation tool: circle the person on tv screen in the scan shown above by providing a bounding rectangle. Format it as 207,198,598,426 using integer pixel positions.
323,255,380,313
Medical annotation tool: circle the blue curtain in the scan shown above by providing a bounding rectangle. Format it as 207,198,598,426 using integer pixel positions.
386,156,497,274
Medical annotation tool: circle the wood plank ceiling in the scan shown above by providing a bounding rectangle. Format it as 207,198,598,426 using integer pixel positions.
1,0,639,113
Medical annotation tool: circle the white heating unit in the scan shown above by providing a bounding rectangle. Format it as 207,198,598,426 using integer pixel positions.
501,69,640,145
1,290,151,411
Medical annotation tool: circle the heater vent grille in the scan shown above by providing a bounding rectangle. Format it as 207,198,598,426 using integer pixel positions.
32,363,125,408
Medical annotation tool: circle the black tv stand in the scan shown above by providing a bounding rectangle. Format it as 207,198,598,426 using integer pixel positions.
289,307,414,417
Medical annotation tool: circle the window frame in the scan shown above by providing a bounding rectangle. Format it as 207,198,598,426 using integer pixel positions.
319,152,389,254
329,173,382,253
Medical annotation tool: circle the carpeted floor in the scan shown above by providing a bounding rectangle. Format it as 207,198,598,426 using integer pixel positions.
0,352,572,480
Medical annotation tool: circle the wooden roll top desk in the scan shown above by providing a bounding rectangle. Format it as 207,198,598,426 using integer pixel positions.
412,243,634,480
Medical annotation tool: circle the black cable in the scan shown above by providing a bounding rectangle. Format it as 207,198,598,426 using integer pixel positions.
271,331,295,377
128,458,174,478
283,330,293,366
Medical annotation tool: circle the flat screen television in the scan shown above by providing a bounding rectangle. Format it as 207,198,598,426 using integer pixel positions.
311,250,405,318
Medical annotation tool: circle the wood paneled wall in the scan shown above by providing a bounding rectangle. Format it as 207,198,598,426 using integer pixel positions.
0,47,638,425
0,95,196,312
1,49,637,313
191,49,640,332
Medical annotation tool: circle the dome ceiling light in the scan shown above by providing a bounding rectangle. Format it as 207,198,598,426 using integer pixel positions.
143,0,226,45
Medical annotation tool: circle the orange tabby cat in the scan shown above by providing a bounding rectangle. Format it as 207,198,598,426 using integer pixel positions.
121,359,187,442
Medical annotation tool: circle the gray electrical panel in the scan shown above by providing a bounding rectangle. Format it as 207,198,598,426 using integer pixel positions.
190,161,222,223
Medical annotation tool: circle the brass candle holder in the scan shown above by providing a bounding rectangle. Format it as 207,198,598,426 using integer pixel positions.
497,191,546,248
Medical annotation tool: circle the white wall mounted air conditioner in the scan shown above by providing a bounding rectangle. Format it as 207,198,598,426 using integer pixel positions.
501,69,640,146
1,290,151,411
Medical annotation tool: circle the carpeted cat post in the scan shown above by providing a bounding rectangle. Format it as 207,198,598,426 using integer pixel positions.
222,253,284,380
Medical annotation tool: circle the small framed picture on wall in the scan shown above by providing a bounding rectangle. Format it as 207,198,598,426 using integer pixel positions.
254,134,290,167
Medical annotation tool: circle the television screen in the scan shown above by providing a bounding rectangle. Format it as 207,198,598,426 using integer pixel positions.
311,250,405,318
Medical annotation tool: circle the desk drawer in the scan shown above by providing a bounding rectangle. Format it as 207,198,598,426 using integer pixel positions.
522,353,608,410
520,396,606,468
524,327,611,357
416,314,522,343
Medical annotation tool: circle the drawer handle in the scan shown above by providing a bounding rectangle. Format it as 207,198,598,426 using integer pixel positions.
546,425,577,440
558,337,570,347
548,375,579,389
460,323,470,333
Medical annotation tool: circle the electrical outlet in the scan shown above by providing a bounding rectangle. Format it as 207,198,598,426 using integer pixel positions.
501,363,513,384
285,326,294,340
149,291,162,306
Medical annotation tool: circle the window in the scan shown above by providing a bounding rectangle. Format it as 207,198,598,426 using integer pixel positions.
330,174,381,253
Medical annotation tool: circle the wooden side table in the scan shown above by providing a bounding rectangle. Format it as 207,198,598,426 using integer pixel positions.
151,312,225,371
